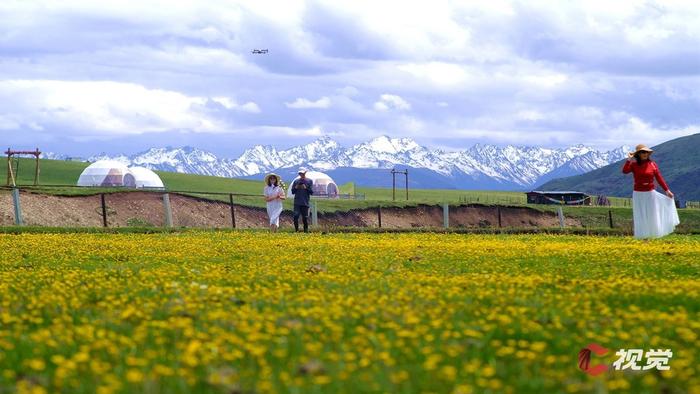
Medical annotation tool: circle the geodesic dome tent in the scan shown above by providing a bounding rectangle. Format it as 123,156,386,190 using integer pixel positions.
77,160,136,187
129,166,165,189
287,170,339,198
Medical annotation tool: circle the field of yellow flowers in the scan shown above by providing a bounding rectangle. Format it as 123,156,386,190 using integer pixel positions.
0,232,698,394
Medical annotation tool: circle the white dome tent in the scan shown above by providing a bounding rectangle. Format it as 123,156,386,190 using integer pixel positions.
77,160,136,187
287,170,339,199
129,166,165,189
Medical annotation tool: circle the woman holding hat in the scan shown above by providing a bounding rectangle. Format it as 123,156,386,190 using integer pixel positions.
263,173,285,232
622,144,679,239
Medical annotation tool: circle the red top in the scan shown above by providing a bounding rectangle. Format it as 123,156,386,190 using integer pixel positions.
622,159,670,192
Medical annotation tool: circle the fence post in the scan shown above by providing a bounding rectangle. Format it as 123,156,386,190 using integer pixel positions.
443,203,449,229
311,200,318,227
608,209,614,229
497,206,502,228
11,187,22,226
100,193,108,227
229,193,236,229
162,193,173,228
557,206,565,228
377,205,382,228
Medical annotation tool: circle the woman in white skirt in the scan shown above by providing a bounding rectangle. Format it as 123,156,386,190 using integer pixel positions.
622,144,679,239
263,173,285,232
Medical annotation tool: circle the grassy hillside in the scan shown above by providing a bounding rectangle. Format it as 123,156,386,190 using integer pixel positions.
3,157,641,212
540,133,700,200
5,157,700,230
8,157,262,195
4,156,640,211
8,157,532,203
10,157,89,185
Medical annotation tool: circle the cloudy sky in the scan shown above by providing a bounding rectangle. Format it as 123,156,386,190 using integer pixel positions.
1,0,699,157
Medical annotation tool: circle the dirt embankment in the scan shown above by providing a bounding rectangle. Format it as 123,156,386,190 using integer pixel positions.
0,191,580,229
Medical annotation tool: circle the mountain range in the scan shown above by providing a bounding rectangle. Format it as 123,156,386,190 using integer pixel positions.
51,136,631,191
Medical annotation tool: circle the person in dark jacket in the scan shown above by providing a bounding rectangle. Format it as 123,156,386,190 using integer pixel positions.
291,167,313,232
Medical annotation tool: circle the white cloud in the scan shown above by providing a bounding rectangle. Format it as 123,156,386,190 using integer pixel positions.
1,1,700,151
398,62,469,87
516,110,545,121
285,96,332,109
211,97,261,113
603,116,700,148
374,94,411,112
336,86,359,97
0,80,230,134
314,0,473,59
237,125,344,137
521,73,569,89
0,115,20,130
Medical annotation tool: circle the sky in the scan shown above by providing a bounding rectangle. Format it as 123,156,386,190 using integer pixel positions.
1,0,699,157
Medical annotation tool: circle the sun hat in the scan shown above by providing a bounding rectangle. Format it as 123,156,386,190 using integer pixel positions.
264,173,280,185
297,167,308,174
628,144,654,157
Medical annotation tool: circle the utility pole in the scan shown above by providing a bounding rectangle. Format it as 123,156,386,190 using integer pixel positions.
391,168,409,201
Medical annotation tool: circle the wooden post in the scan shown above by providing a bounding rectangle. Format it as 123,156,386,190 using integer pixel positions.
6,153,10,186
229,193,236,229
443,203,449,229
377,205,382,228
557,206,565,228
390,169,408,201
405,169,409,201
311,200,318,227
497,206,502,228
162,193,173,228
11,187,22,226
608,209,614,229
7,155,16,187
34,148,40,185
100,193,108,227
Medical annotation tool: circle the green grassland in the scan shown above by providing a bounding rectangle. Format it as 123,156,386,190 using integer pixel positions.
5,157,700,231
7,157,631,205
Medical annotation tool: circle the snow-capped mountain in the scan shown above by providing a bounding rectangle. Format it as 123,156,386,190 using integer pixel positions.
85,136,630,190
89,147,242,177
41,152,69,161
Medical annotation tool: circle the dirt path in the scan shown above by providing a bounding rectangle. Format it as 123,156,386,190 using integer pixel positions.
0,191,580,229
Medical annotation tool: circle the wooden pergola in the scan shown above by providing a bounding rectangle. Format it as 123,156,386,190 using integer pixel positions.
5,148,41,186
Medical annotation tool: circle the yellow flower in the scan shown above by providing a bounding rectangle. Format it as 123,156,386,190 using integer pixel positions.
26,359,45,371
482,365,496,377
125,369,144,383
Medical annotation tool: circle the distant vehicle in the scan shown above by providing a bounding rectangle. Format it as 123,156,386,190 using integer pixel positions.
526,190,591,205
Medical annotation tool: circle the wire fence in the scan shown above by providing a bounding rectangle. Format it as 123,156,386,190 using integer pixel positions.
1,185,698,232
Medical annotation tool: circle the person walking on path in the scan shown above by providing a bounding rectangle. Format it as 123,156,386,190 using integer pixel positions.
264,173,285,232
622,144,679,239
291,167,313,232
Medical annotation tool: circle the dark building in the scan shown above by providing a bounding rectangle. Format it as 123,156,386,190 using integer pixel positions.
526,191,591,205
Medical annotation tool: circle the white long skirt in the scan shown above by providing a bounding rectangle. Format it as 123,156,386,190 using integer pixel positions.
632,190,680,239
266,200,283,227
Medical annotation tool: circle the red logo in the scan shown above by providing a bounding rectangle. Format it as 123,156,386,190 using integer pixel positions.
578,343,610,376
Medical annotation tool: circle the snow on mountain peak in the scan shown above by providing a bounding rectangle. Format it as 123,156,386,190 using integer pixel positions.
83,136,627,189
362,135,421,154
